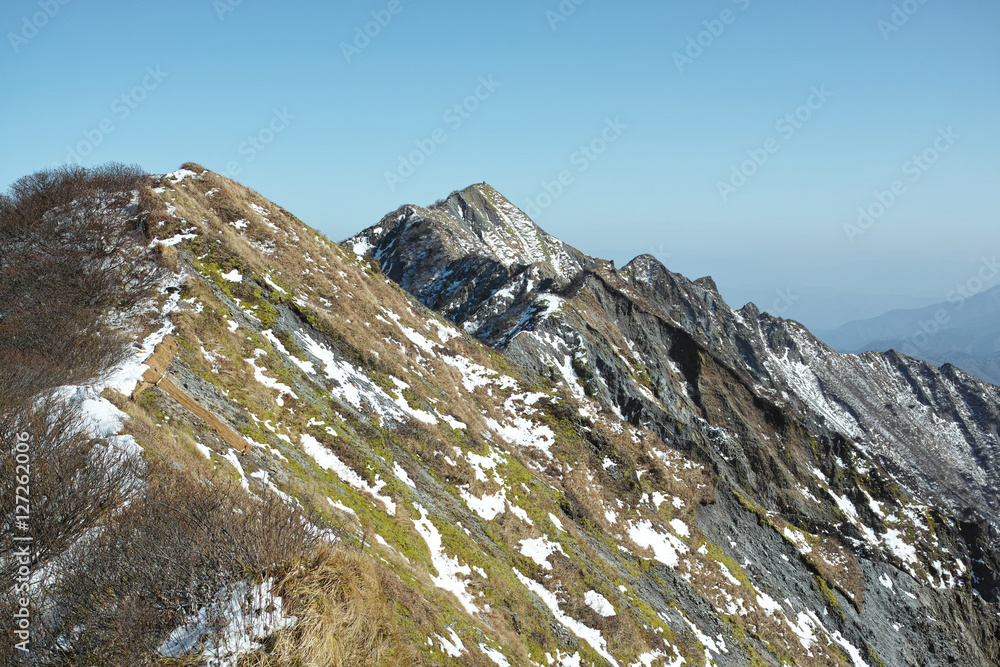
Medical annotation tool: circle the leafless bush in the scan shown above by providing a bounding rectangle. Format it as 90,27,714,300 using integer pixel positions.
0,397,143,581
0,404,323,666
0,163,164,410
0,394,144,665
8,460,319,665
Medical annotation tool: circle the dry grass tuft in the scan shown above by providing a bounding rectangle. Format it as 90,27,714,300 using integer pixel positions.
261,544,419,667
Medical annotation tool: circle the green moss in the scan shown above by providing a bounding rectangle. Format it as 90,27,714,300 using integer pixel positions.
922,507,938,536
705,542,755,592
273,329,309,362
732,489,774,528
268,353,300,387
816,575,840,610
136,390,157,411
866,644,888,667
570,354,593,381
358,503,427,566
400,387,423,411
238,421,271,444
255,300,280,327
631,363,658,396
807,435,824,463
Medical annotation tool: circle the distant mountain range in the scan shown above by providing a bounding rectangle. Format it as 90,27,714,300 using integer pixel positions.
820,286,1000,386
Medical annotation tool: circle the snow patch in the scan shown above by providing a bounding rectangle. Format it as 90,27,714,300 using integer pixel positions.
519,535,566,570
627,521,688,567
584,590,616,617
412,505,479,615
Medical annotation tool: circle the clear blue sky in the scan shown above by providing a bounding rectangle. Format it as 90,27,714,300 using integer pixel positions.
3,0,998,330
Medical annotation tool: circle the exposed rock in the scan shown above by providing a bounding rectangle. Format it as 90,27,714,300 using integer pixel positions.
45,168,997,665
349,182,1000,664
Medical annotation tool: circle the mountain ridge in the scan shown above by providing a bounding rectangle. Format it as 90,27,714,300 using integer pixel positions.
9,163,999,666
349,180,1000,592
821,285,1000,386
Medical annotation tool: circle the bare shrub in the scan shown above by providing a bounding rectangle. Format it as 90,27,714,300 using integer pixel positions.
0,396,144,665
20,460,319,665
0,163,164,410
0,397,143,583
0,402,323,666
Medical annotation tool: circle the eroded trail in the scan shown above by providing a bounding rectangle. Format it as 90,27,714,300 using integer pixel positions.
131,335,252,455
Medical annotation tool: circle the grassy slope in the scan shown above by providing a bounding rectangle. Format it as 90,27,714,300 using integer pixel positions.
121,164,952,666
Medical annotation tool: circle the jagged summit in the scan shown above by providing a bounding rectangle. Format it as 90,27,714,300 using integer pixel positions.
344,184,598,343
427,183,592,278
347,182,591,282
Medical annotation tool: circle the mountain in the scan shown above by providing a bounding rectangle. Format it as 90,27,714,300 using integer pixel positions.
821,286,1000,385
348,184,1000,541
346,183,596,348
5,166,999,666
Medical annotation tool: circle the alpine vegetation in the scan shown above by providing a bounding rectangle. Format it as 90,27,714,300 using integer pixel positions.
2,163,998,666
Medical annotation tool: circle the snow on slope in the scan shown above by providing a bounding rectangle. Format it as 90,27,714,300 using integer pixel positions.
103,169,1000,666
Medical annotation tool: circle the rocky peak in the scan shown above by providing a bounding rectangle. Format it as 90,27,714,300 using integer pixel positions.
434,183,590,277
343,184,595,344
347,183,590,282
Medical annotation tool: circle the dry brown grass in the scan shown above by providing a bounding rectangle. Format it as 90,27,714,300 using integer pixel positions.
103,388,218,476
260,544,421,667
155,242,180,271
147,165,531,457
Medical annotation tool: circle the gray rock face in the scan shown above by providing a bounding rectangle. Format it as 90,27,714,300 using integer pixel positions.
345,184,595,345
349,184,1000,663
